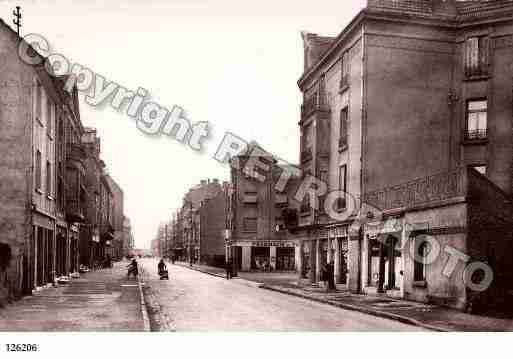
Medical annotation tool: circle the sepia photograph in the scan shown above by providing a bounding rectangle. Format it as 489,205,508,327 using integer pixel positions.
0,0,513,357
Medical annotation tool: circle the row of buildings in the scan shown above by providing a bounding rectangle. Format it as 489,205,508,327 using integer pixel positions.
153,179,229,268
161,0,513,313
0,20,134,304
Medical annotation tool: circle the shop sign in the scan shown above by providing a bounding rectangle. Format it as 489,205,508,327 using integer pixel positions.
251,241,295,248
365,218,403,238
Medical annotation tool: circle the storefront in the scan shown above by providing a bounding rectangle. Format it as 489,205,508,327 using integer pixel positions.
362,217,404,297
232,240,296,271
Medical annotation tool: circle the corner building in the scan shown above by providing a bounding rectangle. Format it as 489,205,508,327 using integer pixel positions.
296,0,513,311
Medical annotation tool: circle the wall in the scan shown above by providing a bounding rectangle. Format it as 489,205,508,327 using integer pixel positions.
403,203,468,310
0,22,36,301
200,192,227,265
364,20,455,193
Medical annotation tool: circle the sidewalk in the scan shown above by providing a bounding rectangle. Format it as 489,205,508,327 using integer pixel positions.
176,261,513,332
0,261,148,331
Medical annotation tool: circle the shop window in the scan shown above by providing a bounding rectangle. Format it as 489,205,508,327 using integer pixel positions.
464,36,489,77
466,99,487,140
414,238,427,282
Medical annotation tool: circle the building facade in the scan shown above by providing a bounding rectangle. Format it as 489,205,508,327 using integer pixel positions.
0,20,87,303
226,143,301,272
293,0,513,311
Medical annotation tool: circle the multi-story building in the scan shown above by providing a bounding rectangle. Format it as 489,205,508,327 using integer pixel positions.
177,179,228,266
122,216,134,258
294,0,513,311
0,20,86,302
106,174,124,260
226,143,301,272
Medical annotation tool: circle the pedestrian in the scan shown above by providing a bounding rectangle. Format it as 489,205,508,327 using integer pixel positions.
127,258,138,279
158,258,167,275
320,263,327,287
326,261,336,292
225,259,232,280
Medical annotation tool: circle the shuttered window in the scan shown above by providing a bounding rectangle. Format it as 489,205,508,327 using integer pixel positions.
35,150,42,190
465,36,489,77
339,107,348,148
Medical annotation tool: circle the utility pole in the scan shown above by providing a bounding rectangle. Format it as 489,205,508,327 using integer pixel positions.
12,6,22,38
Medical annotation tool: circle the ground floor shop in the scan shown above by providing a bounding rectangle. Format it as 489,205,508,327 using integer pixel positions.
296,224,354,288
28,213,80,291
229,240,296,272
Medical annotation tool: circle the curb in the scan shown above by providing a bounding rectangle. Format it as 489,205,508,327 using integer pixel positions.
137,266,151,332
260,285,449,332
175,263,264,288
176,262,447,331
175,263,226,279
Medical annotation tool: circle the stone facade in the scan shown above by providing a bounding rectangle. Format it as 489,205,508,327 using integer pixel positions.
294,0,513,311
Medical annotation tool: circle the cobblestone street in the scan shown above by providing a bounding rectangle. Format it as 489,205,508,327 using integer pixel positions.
139,259,425,331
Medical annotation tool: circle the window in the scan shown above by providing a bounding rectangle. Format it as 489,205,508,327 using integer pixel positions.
300,194,311,213
46,161,52,196
464,36,489,77
337,165,347,211
414,237,428,282
302,124,312,150
58,177,64,210
340,51,350,89
35,150,42,190
243,217,257,232
243,191,258,204
318,170,328,213
339,107,348,149
34,81,42,124
46,98,53,136
473,166,486,175
466,99,487,140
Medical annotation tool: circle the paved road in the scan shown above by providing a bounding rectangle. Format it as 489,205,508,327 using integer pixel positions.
140,259,426,331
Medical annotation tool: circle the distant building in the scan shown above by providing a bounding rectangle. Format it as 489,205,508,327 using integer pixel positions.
226,142,301,272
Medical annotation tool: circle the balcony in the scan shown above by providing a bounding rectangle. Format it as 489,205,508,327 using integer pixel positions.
66,199,85,223
301,92,329,121
464,129,487,142
67,143,87,163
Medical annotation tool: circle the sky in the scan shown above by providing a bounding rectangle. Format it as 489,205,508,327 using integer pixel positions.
1,0,366,249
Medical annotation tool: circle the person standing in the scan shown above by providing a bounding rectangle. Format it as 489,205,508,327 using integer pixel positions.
225,258,232,280
326,261,336,292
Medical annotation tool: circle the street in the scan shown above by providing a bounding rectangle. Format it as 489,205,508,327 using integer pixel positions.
139,258,426,331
